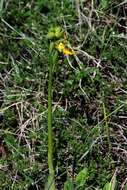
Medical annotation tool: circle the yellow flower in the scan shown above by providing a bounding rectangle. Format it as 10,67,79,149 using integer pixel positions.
63,48,75,55
56,42,65,52
56,42,75,55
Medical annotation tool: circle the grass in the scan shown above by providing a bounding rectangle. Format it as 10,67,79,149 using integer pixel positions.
0,0,127,189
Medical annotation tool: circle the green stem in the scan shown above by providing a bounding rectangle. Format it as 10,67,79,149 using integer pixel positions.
47,52,56,190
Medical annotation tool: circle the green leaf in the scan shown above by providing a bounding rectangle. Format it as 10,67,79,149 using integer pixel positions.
99,0,108,10
64,178,74,190
103,182,112,190
75,167,88,187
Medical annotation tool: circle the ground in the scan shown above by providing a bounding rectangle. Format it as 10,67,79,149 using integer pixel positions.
0,0,127,189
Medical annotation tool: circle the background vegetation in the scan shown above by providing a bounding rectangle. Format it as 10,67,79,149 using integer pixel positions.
0,0,127,189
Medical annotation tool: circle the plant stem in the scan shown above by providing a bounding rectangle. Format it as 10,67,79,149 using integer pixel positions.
47,52,55,190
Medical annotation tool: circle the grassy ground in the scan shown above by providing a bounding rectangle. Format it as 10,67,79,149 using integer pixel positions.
0,0,127,189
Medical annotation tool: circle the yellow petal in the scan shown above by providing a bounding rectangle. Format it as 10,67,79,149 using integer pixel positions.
56,42,65,52
63,48,75,55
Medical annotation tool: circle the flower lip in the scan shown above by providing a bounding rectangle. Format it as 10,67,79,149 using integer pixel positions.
56,42,75,55
63,48,75,55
